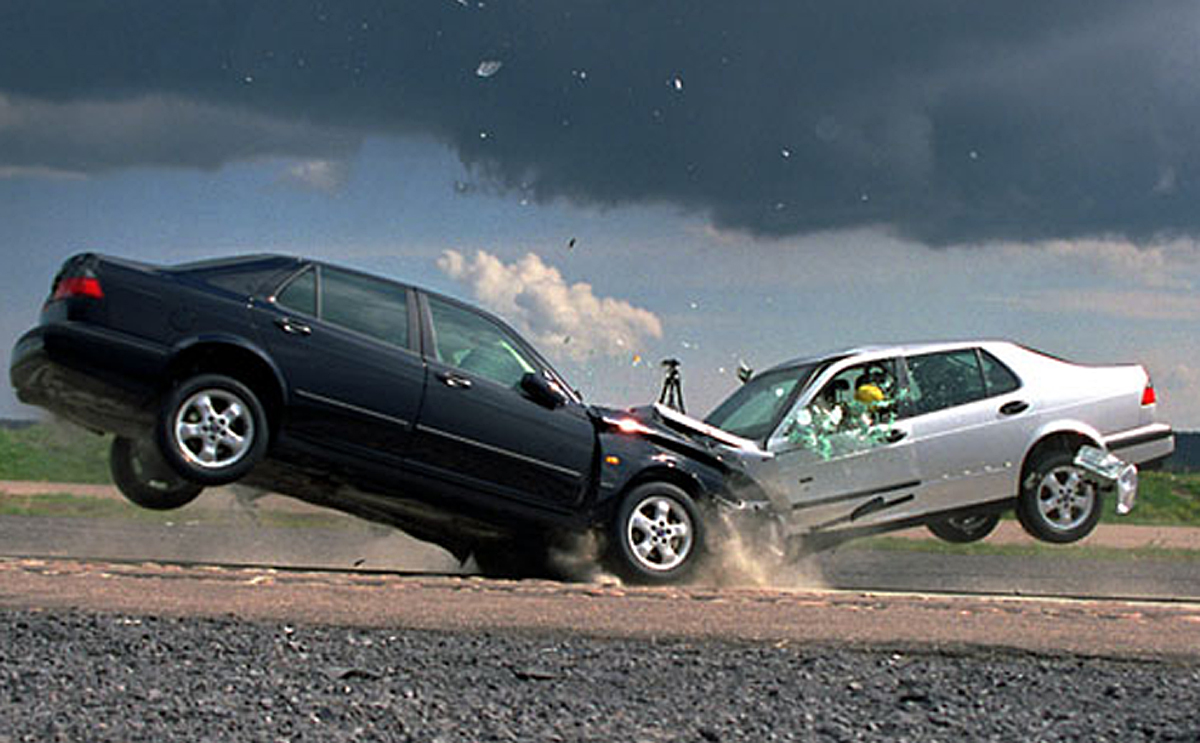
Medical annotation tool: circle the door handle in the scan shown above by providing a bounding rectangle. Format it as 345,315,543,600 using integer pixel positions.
999,400,1029,416
884,428,907,443
275,317,312,336
437,371,473,389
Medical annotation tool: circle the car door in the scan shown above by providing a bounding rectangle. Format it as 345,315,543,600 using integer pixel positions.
902,347,1033,513
407,292,594,509
754,357,921,537
252,264,425,463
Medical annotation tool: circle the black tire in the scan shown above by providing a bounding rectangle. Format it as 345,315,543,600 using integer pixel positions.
609,482,705,585
157,374,268,486
1017,449,1103,544
926,513,1000,544
110,436,204,511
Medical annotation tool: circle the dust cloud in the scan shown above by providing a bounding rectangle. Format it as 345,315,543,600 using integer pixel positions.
531,514,830,590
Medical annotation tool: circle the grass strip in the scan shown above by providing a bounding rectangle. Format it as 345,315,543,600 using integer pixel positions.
0,491,360,531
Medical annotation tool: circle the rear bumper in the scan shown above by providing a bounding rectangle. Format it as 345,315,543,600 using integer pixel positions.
10,322,170,436
1104,423,1175,467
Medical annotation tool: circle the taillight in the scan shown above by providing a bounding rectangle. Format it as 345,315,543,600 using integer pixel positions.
1141,382,1157,406
51,276,104,301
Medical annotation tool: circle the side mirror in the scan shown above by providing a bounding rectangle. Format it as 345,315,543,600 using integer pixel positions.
520,372,567,409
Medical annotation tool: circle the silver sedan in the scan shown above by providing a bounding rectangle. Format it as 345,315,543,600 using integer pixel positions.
691,340,1174,547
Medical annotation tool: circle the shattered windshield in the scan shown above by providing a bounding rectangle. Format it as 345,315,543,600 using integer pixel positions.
704,363,818,441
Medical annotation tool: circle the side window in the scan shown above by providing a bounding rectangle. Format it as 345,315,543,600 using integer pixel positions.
781,359,901,457
427,296,536,388
812,360,899,419
276,268,316,316
980,350,1021,395
905,350,986,415
320,267,410,349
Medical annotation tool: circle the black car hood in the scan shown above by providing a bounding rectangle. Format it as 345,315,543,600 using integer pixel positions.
590,402,767,472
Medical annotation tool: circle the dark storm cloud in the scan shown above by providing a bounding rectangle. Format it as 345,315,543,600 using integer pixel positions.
2,0,1198,245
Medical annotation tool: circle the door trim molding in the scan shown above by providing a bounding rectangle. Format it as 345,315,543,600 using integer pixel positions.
415,424,585,479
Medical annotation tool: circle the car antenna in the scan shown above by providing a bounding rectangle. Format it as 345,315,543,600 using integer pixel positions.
658,358,685,413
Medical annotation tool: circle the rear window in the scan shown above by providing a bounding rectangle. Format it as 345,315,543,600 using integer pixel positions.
904,347,1021,416
980,349,1021,395
276,268,316,315
176,256,299,296
321,267,410,349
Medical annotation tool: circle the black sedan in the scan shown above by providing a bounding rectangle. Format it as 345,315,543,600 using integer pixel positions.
11,253,753,583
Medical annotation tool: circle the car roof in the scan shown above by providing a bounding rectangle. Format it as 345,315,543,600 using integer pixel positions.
764,339,1017,373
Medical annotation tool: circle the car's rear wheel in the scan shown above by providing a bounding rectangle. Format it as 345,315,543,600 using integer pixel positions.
157,374,268,485
1017,449,1102,544
926,513,1000,543
609,482,705,584
110,436,204,510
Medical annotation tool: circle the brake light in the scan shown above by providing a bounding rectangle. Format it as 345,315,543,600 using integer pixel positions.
1141,383,1156,406
52,276,104,301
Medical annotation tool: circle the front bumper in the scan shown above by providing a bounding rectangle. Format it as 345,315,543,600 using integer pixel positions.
1075,445,1139,515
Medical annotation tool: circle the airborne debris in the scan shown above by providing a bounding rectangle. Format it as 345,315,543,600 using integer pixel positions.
782,385,907,461
475,60,503,78
737,361,753,384
568,237,576,249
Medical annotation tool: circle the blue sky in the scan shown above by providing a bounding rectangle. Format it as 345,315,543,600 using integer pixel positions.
3,2,1200,428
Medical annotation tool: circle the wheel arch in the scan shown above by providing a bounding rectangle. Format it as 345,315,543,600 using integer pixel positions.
164,336,287,443
1018,423,1103,492
616,465,708,511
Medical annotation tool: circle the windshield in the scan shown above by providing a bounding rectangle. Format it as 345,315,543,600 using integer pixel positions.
704,363,818,441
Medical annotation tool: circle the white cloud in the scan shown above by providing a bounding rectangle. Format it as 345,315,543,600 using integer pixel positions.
437,249,662,360
277,159,350,193
1001,237,1200,290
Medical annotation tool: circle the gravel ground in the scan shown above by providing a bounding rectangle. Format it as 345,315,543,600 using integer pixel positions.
2,609,1199,742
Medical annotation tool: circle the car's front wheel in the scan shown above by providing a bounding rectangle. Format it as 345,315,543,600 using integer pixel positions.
926,513,1000,543
110,436,204,510
1017,449,1103,544
157,374,268,485
609,482,705,584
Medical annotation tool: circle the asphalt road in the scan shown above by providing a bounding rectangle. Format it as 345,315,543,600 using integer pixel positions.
2,514,1198,602
4,512,1200,740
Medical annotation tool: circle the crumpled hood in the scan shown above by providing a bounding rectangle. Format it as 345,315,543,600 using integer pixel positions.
591,402,768,468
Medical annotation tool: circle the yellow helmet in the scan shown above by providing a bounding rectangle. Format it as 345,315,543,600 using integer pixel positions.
855,383,885,406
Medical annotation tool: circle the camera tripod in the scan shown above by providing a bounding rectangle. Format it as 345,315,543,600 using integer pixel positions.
658,358,685,413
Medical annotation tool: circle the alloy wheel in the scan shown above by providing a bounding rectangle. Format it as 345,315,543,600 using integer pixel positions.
625,495,694,572
173,388,256,469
